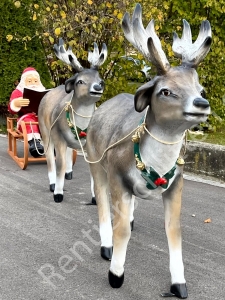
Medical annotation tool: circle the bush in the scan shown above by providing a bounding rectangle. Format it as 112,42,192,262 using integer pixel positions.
0,0,52,108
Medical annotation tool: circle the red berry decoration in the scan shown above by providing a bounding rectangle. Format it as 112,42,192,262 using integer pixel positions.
154,177,168,186
79,131,87,138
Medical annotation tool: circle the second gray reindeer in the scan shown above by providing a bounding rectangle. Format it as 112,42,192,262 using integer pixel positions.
86,4,211,299
38,39,107,203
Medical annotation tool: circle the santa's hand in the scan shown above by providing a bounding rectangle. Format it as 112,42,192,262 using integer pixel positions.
13,98,30,108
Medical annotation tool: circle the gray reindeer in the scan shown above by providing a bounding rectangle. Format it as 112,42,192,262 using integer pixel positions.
86,4,211,298
38,39,107,203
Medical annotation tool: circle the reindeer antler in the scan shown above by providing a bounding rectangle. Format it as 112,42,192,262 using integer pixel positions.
88,42,108,69
172,19,212,68
53,38,83,72
122,3,170,75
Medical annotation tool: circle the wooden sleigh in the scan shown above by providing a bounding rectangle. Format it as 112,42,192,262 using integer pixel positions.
7,117,77,170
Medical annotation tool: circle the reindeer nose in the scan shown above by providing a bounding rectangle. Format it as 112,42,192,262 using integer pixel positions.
193,98,209,109
93,84,102,91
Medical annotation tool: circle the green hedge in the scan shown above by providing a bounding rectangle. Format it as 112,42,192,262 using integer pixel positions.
0,0,51,108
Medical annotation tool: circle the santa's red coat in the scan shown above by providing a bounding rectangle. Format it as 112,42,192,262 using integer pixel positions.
8,88,39,134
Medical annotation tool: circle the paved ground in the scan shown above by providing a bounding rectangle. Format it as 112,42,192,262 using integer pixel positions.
0,135,225,300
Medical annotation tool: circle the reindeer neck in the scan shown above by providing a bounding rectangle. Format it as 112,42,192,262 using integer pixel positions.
70,97,96,130
145,110,187,144
138,112,185,176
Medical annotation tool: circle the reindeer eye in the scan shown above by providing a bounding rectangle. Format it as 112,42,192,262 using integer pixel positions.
161,89,171,96
77,80,84,84
200,89,206,98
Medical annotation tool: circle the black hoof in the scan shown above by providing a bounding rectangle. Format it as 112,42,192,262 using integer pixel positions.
85,197,97,206
65,171,73,180
130,220,134,231
54,194,63,203
50,184,55,192
170,283,188,299
161,284,188,298
91,197,96,205
108,270,124,288
101,246,113,260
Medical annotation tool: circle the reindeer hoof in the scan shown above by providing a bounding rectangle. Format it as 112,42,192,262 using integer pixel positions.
65,171,73,180
50,184,55,192
91,197,97,205
161,284,188,298
130,220,134,231
170,283,188,299
101,246,113,260
54,194,63,203
108,270,124,288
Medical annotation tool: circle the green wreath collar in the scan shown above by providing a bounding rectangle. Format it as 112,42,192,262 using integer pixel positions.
66,110,87,140
134,142,176,190
132,118,184,190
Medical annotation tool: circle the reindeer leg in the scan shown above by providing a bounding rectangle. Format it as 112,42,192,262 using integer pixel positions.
129,195,135,231
54,140,67,203
65,147,73,180
108,185,132,288
90,163,112,259
41,133,56,192
87,173,96,205
161,172,188,299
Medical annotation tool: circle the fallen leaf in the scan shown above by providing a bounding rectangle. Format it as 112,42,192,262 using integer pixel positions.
204,218,212,223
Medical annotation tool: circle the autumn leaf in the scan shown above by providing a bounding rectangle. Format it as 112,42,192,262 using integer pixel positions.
49,36,54,44
60,10,66,19
117,12,123,20
6,35,13,42
55,28,61,36
204,218,212,223
33,13,37,21
87,0,93,4
14,1,21,8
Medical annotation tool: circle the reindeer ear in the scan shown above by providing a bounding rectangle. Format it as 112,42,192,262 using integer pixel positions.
65,75,77,93
134,78,157,112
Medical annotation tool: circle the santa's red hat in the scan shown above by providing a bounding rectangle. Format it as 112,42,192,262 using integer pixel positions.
16,67,45,93
22,67,37,73
21,67,40,79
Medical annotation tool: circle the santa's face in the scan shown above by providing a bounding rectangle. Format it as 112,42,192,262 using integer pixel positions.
24,74,41,89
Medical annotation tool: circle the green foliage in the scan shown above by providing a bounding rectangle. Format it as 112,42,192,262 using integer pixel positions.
0,0,52,106
1,0,225,132
30,0,145,97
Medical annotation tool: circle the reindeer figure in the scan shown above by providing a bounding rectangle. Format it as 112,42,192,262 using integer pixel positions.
86,4,211,298
38,38,107,203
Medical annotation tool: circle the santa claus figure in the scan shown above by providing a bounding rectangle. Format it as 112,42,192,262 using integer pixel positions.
8,67,45,157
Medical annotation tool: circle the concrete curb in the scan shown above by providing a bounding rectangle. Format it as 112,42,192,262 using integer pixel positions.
185,141,225,182
1,133,225,183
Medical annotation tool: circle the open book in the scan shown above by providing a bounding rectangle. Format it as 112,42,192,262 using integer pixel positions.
22,88,51,114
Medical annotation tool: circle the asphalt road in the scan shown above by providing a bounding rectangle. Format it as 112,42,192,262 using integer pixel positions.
0,135,224,300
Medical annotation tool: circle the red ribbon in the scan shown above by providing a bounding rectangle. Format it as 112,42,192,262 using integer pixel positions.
79,131,87,137
154,177,168,186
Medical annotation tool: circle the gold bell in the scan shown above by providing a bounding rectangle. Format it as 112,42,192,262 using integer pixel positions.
135,154,145,170
132,132,140,143
176,157,185,165
136,161,145,170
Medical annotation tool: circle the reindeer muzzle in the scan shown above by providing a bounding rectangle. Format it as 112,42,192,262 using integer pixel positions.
90,84,104,96
193,98,210,109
